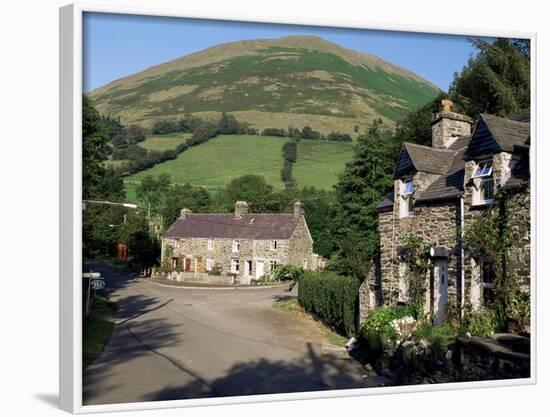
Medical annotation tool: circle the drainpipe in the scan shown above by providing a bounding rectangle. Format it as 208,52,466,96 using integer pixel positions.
460,196,465,319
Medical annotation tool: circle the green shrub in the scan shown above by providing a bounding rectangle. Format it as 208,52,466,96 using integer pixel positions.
298,271,360,337
359,305,415,350
415,322,457,358
464,308,501,337
272,265,304,282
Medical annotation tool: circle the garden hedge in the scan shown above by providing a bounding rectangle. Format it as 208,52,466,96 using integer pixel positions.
298,271,360,337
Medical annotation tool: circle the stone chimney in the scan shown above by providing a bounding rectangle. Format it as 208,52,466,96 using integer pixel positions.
431,99,473,149
234,201,249,219
294,201,305,219
180,208,191,219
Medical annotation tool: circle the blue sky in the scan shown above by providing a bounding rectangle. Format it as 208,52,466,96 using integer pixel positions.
83,12,483,92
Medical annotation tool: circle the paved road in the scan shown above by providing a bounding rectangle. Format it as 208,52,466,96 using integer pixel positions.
83,261,370,405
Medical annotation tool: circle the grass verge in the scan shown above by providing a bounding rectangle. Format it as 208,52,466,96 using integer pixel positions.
83,295,114,368
273,297,349,346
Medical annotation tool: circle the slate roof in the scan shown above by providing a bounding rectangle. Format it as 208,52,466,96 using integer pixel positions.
394,142,455,178
377,193,395,212
465,114,530,160
163,213,300,240
416,138,470,202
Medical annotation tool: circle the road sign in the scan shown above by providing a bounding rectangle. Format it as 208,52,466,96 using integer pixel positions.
83,272,101,279
91,279,105,290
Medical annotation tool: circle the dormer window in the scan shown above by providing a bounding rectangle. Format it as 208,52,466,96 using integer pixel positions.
400,179,414,218
472,160,494,205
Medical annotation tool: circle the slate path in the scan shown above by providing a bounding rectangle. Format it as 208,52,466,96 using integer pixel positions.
83,261,370,405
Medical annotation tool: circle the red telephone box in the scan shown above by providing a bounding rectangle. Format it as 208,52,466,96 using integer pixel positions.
117,243,127,260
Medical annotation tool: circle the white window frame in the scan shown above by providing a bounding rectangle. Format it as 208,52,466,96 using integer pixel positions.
207,239,214,251
231,258,240,274
270,240,278,251
472,160,495,206
472,160,493,179
206,257,214,271
400,178,414,218
232,239,240,253
269,260,278,272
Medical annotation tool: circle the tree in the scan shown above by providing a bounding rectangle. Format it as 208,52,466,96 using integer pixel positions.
218,113,240,135
330,119,395,280
162,183,211,228
82,96,118,199
136,174,171,216
449,38,530,118
214,175,281,213
125,124,147,144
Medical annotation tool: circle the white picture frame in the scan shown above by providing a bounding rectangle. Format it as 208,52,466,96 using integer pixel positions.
59,2,537,414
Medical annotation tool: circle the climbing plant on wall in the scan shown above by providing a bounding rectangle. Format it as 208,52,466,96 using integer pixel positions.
400,234,432,316
464,191,530,327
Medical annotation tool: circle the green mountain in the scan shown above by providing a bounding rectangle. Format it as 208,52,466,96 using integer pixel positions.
89,35,440,135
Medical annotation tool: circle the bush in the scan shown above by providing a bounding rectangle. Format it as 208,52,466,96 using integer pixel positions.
151,119,179,135
271,265,304,282
464,308,501,337
261,128,287,137
327,131,352,142
298,271,360,337
414,322,457,357
359,305,415,350
112,144,147,160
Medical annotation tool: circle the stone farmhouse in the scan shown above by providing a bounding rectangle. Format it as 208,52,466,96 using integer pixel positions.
161,201,321,284
360,100,531,325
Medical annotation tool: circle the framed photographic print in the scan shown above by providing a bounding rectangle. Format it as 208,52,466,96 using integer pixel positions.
60,2,536,413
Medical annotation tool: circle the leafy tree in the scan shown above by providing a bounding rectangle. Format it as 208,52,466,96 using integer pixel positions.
151,119,179,135
218,112,240,134
330,119,395,280
82,96,116,199
449,38,530,118
214,175,281,213
125,124,147,144
162,183,212,228
101,115,127,147
136,174,171,216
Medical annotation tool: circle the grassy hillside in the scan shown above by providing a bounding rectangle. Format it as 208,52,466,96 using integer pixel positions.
293,141,354,190
89,36,440,135
137,133,191,151
123,135,355,202
126,135,288,191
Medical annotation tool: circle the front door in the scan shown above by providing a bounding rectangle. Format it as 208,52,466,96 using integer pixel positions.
184,258,191,272
433,259,448,324
255,260,264,278
244,260,251,276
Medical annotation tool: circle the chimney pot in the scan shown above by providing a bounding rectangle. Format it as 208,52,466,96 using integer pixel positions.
294,201,305,219
180,208,191,219
441,99,453,112
234,201,249,219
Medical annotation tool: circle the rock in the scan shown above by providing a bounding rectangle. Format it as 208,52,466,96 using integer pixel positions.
390,316,417,341
445,349,453,360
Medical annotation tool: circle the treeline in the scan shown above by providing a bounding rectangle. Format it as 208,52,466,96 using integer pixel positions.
281,140,298,188
111,113,250,175
261,125,352,142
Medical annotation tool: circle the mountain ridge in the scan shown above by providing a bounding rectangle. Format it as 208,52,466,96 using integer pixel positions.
89,35,440,135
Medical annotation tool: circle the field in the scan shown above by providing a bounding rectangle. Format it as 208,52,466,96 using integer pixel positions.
126,135,288,192
137,133,190,151
293,141,354,190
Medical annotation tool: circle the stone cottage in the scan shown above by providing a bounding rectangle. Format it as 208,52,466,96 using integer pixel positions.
161,201,320,284
360,100,531,324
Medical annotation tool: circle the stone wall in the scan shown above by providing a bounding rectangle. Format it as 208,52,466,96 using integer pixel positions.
287,216,314,268
152,270,235,285
506,188,531,291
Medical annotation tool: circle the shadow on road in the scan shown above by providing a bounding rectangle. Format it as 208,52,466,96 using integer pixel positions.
145,343,366,402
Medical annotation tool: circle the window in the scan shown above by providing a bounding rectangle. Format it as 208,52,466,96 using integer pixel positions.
207,239,214,251
231,259,240,273
481,262,495,306
400,179,414,218
232,240,240,253
269,260,278,272
206,257,214,271
472,160,495,205
472,161,493,178
270,240,278,251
